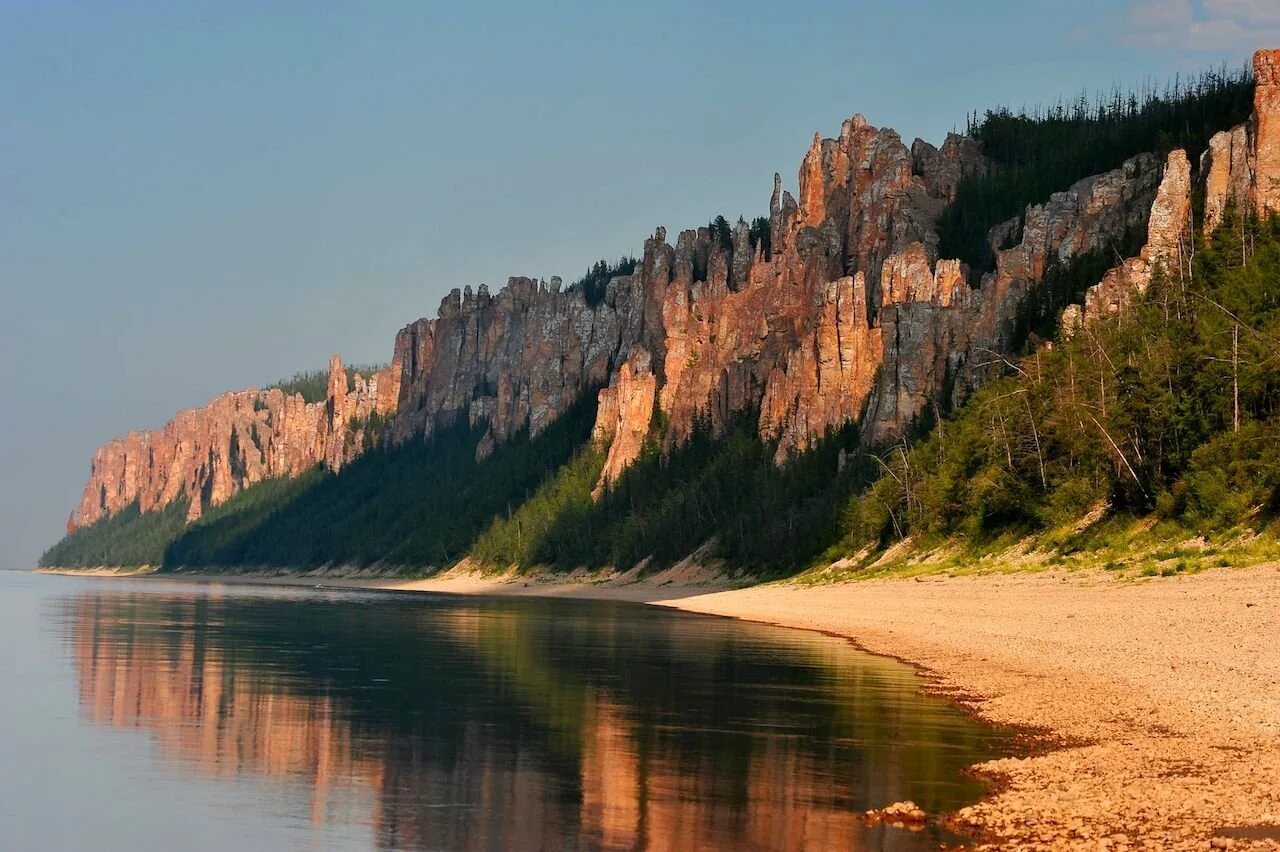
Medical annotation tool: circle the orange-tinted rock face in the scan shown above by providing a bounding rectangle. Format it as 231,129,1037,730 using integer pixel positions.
1254,49,1280,217
759,273,881,464
71,274,627,530
66,115,1164,525
593,352,657,496
1202,49,1280,233
70,356,397,530
597,131,1162,478
1202,124,1253,234
1086,50,1280,328
820,146,1161,443
1145,150,1194,261
76,47,1280,533
588,116,993,485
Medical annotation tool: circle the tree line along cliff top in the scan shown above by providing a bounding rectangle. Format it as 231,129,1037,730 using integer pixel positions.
44,49,1280,576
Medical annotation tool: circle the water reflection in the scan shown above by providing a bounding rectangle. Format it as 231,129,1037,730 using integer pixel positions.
56,583,1008,850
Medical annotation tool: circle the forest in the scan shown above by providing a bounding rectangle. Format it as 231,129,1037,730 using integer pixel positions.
158,387,600,568
565,257,638,306
472,413,873,574
845,210,1280,554
938,65,1254,273
40,65,1278,576
40,499,193,567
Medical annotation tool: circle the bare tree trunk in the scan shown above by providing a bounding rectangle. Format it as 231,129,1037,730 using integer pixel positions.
1024,396,1048,489
896,442,914,518
1089,414,1148,500
995,410,1013,469
1233,322,1240,433
933,399,945,467
1069,352,1085,433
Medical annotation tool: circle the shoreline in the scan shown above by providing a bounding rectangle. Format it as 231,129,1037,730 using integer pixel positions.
39,564,1280,849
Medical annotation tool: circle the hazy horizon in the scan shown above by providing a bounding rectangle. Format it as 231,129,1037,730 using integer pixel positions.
3,1,1274,566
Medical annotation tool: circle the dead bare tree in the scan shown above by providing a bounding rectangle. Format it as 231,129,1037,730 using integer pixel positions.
1023,395,1048,488
1088,413,1148,501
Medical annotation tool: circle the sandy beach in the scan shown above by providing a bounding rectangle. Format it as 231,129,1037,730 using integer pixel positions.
45,563,1280,850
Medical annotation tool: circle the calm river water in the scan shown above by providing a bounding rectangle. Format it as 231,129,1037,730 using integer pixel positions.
0,570,1010,850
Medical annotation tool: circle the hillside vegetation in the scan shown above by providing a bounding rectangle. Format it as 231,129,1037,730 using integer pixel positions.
840,211,1280,568
41,66,1277,577
939,67,1253,272
472,414,872,574
40,500,192,567
180,386,601,567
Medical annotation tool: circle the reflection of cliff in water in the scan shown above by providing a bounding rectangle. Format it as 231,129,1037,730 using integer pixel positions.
59,586,1008,850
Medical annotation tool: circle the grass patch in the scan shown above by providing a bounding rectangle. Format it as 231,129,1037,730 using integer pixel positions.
795,510,1280,584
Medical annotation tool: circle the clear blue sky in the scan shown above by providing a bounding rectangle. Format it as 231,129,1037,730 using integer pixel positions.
2,1,1272,567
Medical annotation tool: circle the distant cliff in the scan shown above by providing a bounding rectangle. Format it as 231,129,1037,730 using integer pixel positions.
55,49,1280,571
70,355,398,530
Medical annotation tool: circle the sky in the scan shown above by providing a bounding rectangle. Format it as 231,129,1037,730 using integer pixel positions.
2,0,1274,568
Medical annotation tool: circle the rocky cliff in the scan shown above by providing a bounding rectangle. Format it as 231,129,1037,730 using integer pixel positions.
69,356,397,529
67,50,1280,535
1202,49,1280,234
1068,47,1280,330
386,276,623,450
1069,148,1193,328
591,124,1161,480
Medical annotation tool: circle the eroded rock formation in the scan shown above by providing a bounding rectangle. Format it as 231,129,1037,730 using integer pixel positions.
63,124,1166,528
593,118,995,479
594,126,1163,483
70,356,396,529
1079,150,1192,324
1202,48,1280,233
68,49,1280,534
1074,49,1280,330
388,277,623,450
591,351,657,497
1253,49,1280,217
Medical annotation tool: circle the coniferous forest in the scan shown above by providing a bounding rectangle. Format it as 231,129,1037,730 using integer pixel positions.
850,211,1280,550
939,66,1253,271
42,66,1280,577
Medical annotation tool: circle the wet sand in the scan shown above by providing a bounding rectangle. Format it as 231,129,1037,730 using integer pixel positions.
43,564,1280,849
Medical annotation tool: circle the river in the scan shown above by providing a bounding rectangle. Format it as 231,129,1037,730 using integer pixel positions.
0,570,1011,850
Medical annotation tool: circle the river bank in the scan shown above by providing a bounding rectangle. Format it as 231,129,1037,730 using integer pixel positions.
40,563,1280,849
